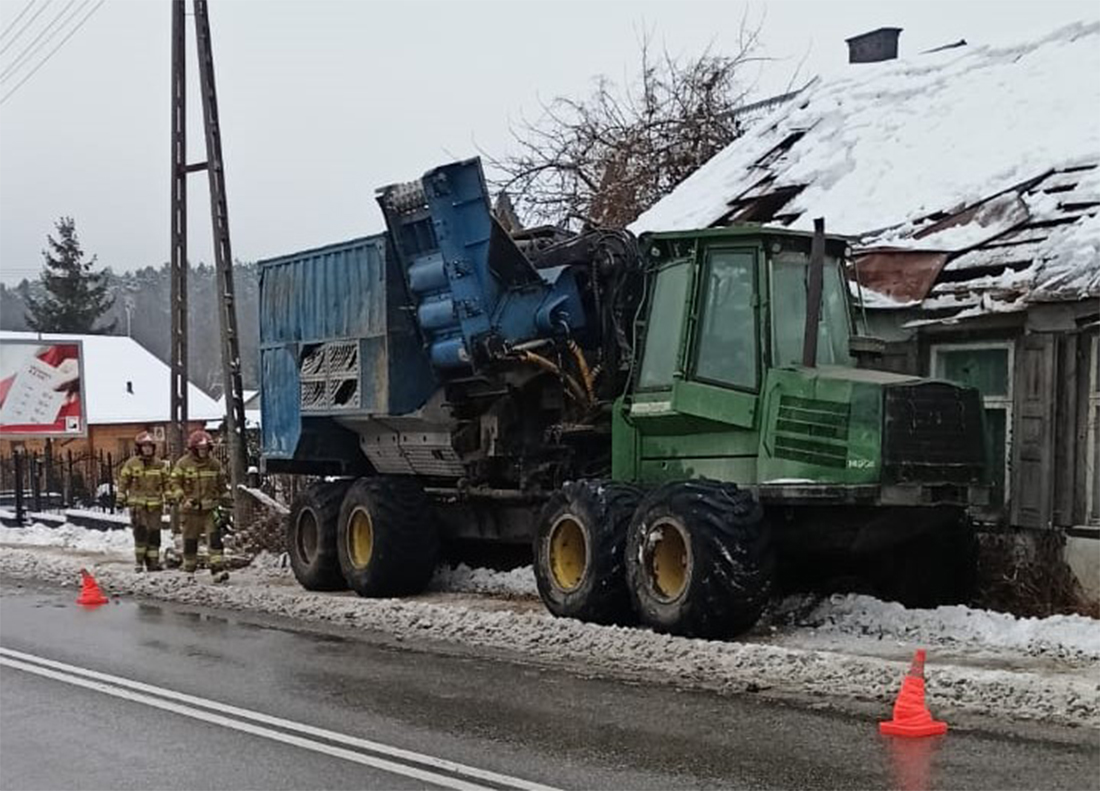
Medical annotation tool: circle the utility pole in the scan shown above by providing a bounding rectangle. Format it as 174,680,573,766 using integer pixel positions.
169,0,188,462
194,0,249,517
169,0,249,521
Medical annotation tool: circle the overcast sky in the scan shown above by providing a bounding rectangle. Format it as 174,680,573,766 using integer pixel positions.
0,0,1096,285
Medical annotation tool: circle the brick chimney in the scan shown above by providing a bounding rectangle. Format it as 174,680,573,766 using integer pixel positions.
846,27,902,64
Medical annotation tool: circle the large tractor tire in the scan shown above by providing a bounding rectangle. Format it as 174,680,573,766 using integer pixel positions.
533,480,642,625
286,480,352,591
336,477,440,597
626,479,774,639
873,510,978,608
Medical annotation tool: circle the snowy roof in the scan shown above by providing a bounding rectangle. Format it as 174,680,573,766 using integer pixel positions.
631,21,1100,318
0,331,223,425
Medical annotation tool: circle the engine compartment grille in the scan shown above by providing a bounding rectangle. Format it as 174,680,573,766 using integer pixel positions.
773,395,851,469
883,382,985,484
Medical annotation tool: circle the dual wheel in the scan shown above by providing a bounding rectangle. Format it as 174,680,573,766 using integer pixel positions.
286,477,439,597
534,479,775,639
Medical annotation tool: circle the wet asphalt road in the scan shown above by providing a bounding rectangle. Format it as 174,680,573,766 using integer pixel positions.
0,577,1097,791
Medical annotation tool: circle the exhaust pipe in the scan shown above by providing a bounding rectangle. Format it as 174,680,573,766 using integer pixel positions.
802,217,826,368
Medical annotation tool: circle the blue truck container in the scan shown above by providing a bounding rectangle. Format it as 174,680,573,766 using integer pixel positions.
258,235,436,464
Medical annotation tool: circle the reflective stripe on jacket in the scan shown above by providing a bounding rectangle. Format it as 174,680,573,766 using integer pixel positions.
116,457,170,508
170,454,229,511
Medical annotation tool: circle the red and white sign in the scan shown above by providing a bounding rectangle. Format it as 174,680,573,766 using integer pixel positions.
0,340,87,438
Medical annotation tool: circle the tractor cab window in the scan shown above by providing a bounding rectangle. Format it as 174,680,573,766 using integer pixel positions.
693,249,758,390
637,262,689,389
771,252,853,368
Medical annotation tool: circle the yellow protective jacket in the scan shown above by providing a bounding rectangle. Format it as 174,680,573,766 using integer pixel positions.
169,454,230,512
116,456,170,509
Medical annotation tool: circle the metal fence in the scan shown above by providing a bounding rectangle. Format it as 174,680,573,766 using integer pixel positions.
0,446,120,516
2,434,301,528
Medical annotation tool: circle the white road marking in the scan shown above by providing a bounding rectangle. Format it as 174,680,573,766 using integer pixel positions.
0,646,562,791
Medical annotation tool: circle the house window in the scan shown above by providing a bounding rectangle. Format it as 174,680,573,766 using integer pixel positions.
932,343,1013,507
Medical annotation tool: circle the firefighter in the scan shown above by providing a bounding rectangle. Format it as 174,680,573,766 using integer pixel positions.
116,431,169,572
169,430,231,582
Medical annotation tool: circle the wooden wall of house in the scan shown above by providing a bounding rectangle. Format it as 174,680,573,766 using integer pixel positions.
1,420,209,467
861,302,1099,531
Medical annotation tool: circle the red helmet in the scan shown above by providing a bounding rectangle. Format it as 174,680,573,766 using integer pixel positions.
187,430,213,450
135,431,156,446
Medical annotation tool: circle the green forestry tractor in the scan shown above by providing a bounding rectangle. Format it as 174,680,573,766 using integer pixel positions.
260,159,988,639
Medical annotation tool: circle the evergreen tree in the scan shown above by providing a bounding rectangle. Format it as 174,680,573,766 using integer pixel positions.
25,217,115,333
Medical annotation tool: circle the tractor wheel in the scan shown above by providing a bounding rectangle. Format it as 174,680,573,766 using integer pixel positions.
873,510,978,608
626,480,774,639
533,480,642,625
336,477,440,597
286,480,352,591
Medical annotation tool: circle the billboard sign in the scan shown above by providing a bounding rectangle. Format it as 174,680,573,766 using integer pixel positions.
0,339,87,438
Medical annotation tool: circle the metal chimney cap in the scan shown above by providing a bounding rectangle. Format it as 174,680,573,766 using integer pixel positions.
846,27,903,64
845,27,903,44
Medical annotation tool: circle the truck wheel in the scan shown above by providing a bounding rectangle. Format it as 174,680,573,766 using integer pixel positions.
337,477,440,597
874,511,978,607
626,480,774,639
534,480,642,625
286,481,352,591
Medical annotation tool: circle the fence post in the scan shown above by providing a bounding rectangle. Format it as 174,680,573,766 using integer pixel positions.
66,450,74,508
13,451,25,525
107,452,115,513
44,440,54,509
30,452,42,513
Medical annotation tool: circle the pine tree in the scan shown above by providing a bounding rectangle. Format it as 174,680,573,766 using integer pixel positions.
25,217,115,333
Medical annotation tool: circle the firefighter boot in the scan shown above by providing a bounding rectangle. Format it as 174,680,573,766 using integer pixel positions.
132,524,147,573
145,528,163,571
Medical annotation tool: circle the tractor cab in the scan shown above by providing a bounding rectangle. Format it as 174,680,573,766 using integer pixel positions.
615,224,989,510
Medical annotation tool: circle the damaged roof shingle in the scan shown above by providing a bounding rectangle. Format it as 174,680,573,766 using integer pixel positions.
631,20,1100,317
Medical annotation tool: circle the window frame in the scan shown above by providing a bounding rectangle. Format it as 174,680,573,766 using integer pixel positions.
768,251,855,370
688,245,761,394
931,340,1014,506
635,259,692,392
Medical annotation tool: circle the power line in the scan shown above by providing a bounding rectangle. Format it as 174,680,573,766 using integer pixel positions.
0,0,52,57
0,0,37,43
1,0,82,84
0,0,105,106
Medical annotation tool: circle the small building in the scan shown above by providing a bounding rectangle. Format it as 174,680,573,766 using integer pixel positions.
0,331,223,464
631,22,1100,600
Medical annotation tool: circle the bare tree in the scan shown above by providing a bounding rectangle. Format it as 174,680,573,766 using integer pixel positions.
488,22,765,230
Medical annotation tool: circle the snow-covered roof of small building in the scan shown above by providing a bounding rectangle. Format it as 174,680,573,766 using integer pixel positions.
630,21,1100,319
0,331,222,425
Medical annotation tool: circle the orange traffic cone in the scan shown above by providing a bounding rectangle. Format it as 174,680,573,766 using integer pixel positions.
879,649,948,737
75,568,109,607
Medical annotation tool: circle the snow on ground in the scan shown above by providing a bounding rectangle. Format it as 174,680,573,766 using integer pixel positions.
0,522,133,553
428,562,538,597
1,524,1097,729
773,594,1100,663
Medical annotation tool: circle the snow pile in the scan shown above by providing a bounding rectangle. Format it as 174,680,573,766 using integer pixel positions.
632,22,1100,239
429,563,538,597
777,594,1100,661
64,508,132,524
1,546,1096,729
0,522,133,553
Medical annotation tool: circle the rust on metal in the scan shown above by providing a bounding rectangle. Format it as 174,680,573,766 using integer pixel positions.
851,249,949,303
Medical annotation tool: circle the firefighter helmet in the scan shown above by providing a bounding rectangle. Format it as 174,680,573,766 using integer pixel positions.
187,430,213,450
135,431,156,446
